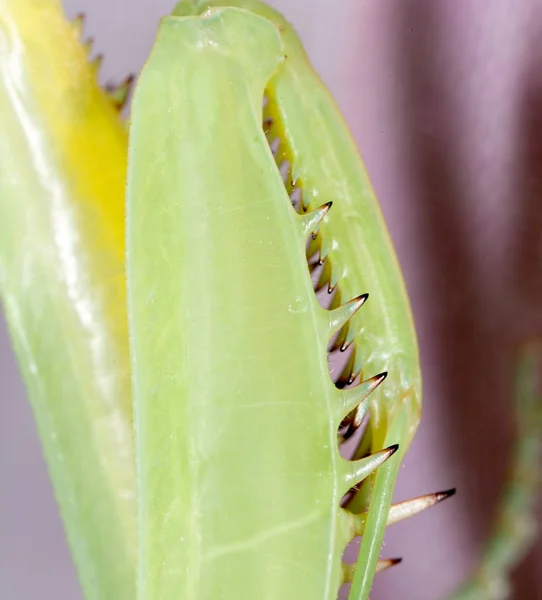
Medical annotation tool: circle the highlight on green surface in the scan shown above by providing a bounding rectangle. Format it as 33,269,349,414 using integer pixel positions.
0,2,135,599
127,2,424,599
0,1,539,600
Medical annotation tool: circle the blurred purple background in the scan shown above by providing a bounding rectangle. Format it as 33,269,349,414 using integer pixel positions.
0,1,540,598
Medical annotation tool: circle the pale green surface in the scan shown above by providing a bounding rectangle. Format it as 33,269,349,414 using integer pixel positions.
179,3,422,599
1,2,536,600
127,6,397,599
130,3,422,600
0,2,135,599
259,9,422,597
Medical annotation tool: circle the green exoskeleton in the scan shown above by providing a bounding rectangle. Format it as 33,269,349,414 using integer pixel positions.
127,3,425,599
0,2,136,598
1,1,539,599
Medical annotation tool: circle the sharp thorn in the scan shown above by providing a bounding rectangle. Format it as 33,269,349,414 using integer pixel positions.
338,372,387,425
316,259,333,293
328,322,349,353
336,310,357,351
328,270,341,296
299,202,332,237
376,557,403,573
348,371,358,385
93,53,104,70
105,75,135,111
73,13,85,36
387,488,456,526
334,347,356,388
340,339,352,352
351,403,367,430
318,238,330,264
349,486,456,536
328,294,368,336
83,37,94,53
341,419,361,441
341,444,398,492
342,557,402,583
341,404,372,445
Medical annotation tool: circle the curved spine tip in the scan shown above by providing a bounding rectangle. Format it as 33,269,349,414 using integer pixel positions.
342,557,402,582
341,443,398,492
73,13,85,35
299,201,332,238
328,293,368,337
340,339,352,352
338,371,387,425
105,75,136,111
376,557,403,573
349,485,456,536
84,37,94,54
315,258,333,292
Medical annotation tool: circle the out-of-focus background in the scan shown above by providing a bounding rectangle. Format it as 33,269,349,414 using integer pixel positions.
1,0,541,598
